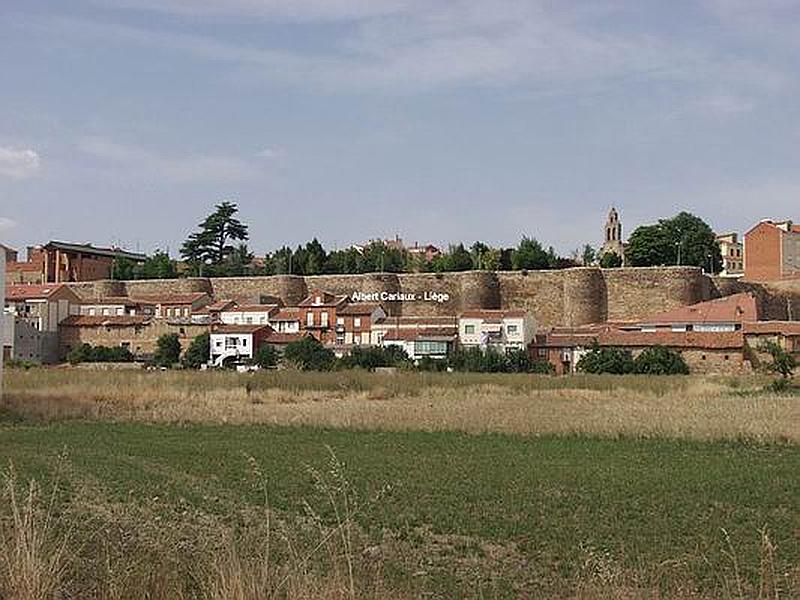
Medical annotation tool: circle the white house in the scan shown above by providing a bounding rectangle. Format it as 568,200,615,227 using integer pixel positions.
458,309,536,352
209,324,273,367
270,307,301,334
219,303,280,326
374,316,458,361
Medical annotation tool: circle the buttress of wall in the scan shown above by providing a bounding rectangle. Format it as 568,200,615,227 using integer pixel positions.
497,271,567,327
603,267,708,322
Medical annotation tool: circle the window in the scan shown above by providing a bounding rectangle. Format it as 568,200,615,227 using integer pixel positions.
225,337,237,348
507,324,518,335
354,317,361,328
307,312,314,326
337,317,344,325
242,338,247,347
315,296,321,305
321,312,329,327
246,317,253,324
465,324,475,335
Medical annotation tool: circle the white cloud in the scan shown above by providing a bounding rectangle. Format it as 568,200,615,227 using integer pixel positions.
77,138,261,183
0,217,17,232
256,147,283,159
0,147,41,179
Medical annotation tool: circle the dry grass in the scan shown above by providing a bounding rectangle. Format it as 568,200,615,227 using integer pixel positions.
4,369,799,442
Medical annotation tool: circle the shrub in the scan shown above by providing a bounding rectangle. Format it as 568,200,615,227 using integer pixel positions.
599,252,623,268
254,344,280,369
633,346,689,375
416,355,448,372
283,336,335,371
339,346,411,371
759,341,796,380
182,332,210,369
67,343,134,364
154,334,182,367
577,344,635,374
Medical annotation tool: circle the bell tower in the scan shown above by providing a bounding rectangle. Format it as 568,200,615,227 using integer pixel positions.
601,207,625,263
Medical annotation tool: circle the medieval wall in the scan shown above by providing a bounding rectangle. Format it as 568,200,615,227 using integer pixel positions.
68,266,723,327
709,277,800,321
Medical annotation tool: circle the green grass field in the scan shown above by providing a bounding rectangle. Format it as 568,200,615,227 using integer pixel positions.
1,413,798,598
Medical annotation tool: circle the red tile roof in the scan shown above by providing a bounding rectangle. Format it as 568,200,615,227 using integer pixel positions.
265,331,307,345
459,309,529,319
60,315,150,327
383,327,457,342
130,293,209,305
212,324,273,335
6,284,68,301
338,302,382,315
375,315,457,327
272,308,300,321
743,321,800,336
639,293,758,325
540,329,744,350
225,304,280,313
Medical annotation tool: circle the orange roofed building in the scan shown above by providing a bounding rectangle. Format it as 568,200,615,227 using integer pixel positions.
744,220,800,282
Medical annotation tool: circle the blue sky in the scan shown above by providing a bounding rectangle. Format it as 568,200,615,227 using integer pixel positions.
1,0,800,257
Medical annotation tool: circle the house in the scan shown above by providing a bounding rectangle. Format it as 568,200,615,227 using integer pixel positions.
190,299,237,324
4,283,82,363
298,289,348,345
744,219,800,281
16,241,147,284
458,309,536,352
373,315,457,361
407,242,442,262
535,327,748,375
127,293,211,320
270,307,301,334
334,303,386,347
209,324,305,367
623,293,758,333
716,233,744,277
59,315,207,360
218,303,281,326
78,297,156,318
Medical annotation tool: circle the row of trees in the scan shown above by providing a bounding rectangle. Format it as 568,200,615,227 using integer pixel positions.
112,202,725,280
576,344,690,375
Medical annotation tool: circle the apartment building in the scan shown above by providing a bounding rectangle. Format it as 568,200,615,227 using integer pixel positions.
5,283,81,363
716,233,744,277
744,219,800,281
298,289,348,345
334,303,386,347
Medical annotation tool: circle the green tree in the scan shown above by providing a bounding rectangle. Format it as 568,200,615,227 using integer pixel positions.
443,243,474,271
180,201,249,273
581,244,596,266
633,346,689,375
182,332,210,369
576,343,635,374
483,248,502,271
303,238,327,275
512,237,550,270
137,250,177,279
470,242,490,270
154,333,182,367
627,212,722,271
599,251,623,268
283,336,335,371
254,344,280,369
759,341,796,380
111,258,137,280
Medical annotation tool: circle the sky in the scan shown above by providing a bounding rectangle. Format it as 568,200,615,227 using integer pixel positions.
2,0,800,258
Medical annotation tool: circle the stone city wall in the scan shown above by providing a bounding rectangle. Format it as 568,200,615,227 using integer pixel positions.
69,266,728,327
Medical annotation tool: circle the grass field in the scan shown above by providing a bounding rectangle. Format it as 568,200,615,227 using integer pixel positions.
1,369,799,598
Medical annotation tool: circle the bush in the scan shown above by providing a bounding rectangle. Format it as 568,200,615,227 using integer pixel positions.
447,346,553,374
254,344,280,369
599,252,623,268
416,356,448,372
633,346,689,375
67,343,134,364
182,332,210,369
577,344,635,374
154,333,182,367
339,345,411,371
283,336,335,371
759,340,796,380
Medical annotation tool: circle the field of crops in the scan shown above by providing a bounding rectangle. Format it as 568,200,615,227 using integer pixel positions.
1,369,798,598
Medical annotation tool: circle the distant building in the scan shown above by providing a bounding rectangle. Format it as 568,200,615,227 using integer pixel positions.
376,316,458,362
744,219,800,281
600,207,626,264
407,242,442,262
716,233,744,277
209,323,305,367
1,244,18,264
6,241,147,284
335,302,386,347
5,283,81,363
298,289,349,345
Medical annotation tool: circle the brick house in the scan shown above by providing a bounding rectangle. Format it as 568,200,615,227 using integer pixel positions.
744,220,800,281
298,289,348,345
59,316,207,360
270,307,301,334
40,241,147,283
334,302,386,347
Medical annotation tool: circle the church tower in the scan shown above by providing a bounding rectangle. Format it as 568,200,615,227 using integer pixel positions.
601,207,625,263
